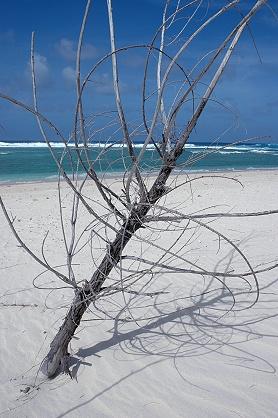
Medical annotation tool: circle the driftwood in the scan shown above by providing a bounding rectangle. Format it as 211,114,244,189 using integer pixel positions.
1,0,276,379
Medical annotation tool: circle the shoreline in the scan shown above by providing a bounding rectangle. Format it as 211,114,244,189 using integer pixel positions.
1,166,278,187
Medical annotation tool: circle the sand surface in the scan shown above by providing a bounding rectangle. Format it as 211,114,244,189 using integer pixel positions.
0,170,278,417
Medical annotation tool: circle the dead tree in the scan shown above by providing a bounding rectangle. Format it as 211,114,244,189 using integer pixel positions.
1,0,277,378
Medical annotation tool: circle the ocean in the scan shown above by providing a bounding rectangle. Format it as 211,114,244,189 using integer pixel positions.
1,141,278,183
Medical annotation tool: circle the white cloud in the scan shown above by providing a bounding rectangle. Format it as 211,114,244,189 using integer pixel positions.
56,38,97,61
62,66,76,83
25,53,50,86
91,73,114,94
56,38,76,60
89,73,128,95
82,43,98,60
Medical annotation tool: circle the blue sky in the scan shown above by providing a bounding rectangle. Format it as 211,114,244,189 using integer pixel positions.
0,0,277,144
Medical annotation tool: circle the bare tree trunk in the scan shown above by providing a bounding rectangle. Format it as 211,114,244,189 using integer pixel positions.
41,175,169,377
41,208,146,376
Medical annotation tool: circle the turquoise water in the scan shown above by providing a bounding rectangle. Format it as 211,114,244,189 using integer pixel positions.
1,141,278,183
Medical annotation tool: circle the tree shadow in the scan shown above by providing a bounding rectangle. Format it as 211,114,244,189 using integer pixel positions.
56,270,278,417
76,277,278,369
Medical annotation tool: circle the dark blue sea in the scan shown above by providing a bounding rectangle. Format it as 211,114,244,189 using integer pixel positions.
1,141,278,183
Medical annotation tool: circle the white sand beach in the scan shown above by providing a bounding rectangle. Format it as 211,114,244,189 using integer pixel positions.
0,169,278,417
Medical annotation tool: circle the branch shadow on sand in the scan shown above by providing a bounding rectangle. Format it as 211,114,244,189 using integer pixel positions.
75,278,278,373
56,268,278,417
